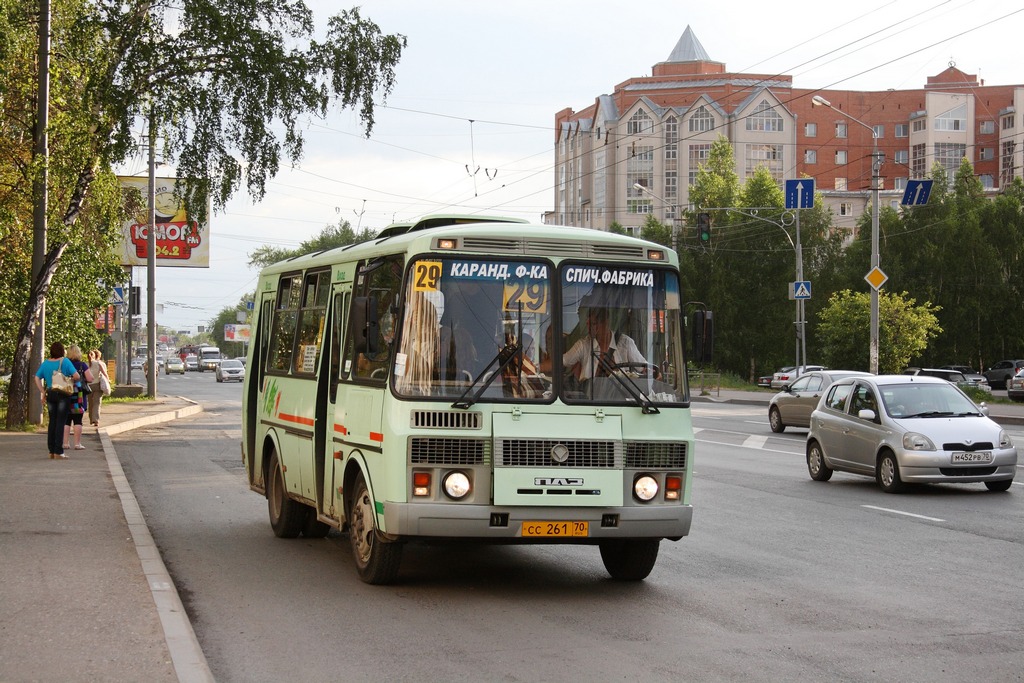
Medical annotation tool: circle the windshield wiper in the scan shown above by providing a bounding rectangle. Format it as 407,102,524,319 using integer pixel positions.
591,350,660,415
451,340,522,410
902,410,955,418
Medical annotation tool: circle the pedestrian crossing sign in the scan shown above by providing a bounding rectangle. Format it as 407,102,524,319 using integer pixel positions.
790,281,812,300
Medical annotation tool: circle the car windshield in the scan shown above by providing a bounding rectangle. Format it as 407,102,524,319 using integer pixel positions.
881,382,982,418
221,360,242,369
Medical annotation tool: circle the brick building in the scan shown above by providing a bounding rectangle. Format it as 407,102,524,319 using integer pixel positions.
552,26,1024,237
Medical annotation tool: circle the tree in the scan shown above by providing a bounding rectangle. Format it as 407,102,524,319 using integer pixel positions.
248,218,378,269
4,1,405,427
816,290,942,374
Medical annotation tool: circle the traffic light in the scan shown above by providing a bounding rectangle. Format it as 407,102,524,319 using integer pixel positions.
696,212,711,243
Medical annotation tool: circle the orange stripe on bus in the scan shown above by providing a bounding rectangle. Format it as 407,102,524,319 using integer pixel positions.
370,432,384,442
279,412,314,427
334,424,348,435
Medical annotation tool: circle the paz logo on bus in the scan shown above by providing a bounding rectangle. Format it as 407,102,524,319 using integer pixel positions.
535,478,584,487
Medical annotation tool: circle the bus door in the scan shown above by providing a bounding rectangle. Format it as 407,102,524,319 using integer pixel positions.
246,291,277,490
315,283,350,522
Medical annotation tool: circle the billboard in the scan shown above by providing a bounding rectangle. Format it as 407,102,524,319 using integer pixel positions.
224,324,251,342
118,176,210,268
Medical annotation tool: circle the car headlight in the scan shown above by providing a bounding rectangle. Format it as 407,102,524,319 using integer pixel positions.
902,432,936,451
999,429,1013,448
442,471,471,500
633,475,659,501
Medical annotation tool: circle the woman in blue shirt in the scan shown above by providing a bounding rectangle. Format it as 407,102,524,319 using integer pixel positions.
34,342,81,459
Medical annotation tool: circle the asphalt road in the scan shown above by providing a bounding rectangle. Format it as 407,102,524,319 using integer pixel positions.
116,379,1024,682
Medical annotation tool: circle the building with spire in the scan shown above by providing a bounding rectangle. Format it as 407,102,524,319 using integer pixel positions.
552,26,1024,236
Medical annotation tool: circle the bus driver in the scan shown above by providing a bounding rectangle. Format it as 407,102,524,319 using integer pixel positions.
562,306,650,381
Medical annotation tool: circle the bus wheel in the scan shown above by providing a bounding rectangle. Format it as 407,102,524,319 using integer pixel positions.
267,452,304,538
348,472,402,584
599,539,660,581
302,509,331,538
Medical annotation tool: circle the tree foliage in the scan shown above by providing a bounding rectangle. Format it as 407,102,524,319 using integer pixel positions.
816,290,942,374
248,218,378,270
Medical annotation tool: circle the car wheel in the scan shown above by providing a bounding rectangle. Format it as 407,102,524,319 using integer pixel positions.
806,441,833,481
348,471,402,584
267,451,304,538
876,451,905,493
985,479,1013,492
599,539,660,581
769,407,786,433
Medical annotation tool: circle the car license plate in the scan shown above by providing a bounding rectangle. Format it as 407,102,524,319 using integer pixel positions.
951,451,993,463
521,521,589,537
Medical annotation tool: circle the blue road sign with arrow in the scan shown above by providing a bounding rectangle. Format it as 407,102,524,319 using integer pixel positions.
901,179,933,206
785,179,815,209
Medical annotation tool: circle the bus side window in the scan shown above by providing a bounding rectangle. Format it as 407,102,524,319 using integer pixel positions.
348,256,403,382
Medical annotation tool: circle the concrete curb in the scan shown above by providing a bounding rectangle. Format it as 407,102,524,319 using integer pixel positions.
99,398,214,683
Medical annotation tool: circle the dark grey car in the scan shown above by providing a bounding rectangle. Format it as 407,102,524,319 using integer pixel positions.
983,360,1024,389
768,370,871,432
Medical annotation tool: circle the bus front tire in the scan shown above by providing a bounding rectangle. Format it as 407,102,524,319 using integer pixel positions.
268,452,304,538
599,538,660,581
348,472,402,584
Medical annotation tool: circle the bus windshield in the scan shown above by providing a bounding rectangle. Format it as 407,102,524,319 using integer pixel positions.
392,256,686,406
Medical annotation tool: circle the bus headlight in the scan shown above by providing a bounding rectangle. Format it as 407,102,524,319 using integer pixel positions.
633,475,659,501
442,471,472,500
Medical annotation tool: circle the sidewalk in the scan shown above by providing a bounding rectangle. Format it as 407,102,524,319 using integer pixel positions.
0,395,210,683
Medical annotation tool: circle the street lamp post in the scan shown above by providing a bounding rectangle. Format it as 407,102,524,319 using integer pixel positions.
812,95,883,374
633,183,679,249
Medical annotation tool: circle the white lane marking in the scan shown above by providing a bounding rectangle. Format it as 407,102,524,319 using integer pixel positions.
743,435,768,449
861,505,945,522
697,437,801,456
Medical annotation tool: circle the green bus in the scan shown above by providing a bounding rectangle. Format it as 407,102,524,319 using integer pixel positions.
241,215,695,583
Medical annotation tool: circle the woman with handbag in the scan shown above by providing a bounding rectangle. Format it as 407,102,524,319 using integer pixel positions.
87,349,110,427
33,342,81,459
63,345,93,451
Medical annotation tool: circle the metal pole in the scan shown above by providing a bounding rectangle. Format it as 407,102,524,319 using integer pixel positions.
29,0,51,424
147,111,157,397
796,207,806,372
869,141,881,375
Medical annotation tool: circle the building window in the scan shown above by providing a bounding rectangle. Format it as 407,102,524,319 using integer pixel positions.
627,108,653,135
746,100,784,132
980,174,994,189
688,106,715,133
895,123,909,138
835,122,847,138
980,120,995,134
805,122,817,137
665,116,678,164
1002,115,1015,130
913,118,927,133
839,202,854,216
872,125,884,139
980,148,994,161
935,104,967,132
911,143,927,177
835,150,848,165
744,143,784,180
627,145,654,208
894,150,909,165
934,142,966,178
804,149,817,164
894,177,907,190
688,143,712,186
1001,140,1016,182
835,178,848,191
665,173,677,219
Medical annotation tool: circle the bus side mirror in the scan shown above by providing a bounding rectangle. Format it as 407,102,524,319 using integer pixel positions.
351,296,380,355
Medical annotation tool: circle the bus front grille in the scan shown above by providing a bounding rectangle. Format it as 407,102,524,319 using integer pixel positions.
498,439,619,468
411,410,482,430
624,441,687,469
410,437,489,465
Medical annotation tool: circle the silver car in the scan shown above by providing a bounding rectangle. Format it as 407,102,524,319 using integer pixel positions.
215,358,245,383
770,364,826,389
806,375,1016,493
768,370,871,432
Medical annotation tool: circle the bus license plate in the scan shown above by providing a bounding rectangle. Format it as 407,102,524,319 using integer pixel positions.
521,521,589,537
951,451,992,463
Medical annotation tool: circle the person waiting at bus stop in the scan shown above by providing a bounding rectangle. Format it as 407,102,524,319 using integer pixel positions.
562,305,649,381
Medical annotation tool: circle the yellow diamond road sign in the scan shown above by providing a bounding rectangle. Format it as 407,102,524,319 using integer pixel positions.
865,266,888,290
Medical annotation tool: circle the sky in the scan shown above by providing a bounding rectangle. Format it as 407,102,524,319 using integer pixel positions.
123,0,1024,335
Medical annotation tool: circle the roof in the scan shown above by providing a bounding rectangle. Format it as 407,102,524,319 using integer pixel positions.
666,26,711,63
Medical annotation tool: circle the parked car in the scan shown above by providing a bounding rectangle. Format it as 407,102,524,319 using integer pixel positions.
902,367,990,394
184,355,198,371
983,360,1024,389
1008,368,1024,402
770,365,827,389
806,375,1016,493
938,365,992,393
165,357,185,374
768,370,871,432
215,358,245,383
757,374,773,388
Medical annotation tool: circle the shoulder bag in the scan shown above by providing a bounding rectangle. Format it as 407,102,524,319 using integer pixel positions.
50,369,74,395
99,373,112,397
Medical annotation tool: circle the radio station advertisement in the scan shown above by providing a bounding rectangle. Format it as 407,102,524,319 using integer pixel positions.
118,176,210,268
